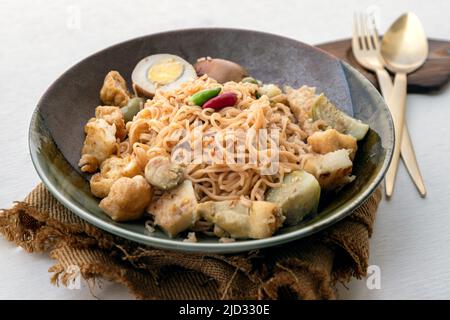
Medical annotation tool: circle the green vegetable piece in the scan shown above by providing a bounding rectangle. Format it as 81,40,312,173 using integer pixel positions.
312,94,369,141
257,84,282,99
266,170,321,225
121,97,144,122
242,77,259,85
189,87,221,106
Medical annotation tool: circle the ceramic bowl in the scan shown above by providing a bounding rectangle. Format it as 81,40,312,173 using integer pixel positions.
29,28,394,253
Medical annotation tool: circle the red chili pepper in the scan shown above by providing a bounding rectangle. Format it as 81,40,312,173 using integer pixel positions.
202,92,237,110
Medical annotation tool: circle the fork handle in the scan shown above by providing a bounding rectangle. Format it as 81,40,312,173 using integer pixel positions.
376,69,427,197
375,68,393,97
385,72,407,197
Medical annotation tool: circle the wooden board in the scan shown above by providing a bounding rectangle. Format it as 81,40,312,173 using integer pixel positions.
317,38,450,93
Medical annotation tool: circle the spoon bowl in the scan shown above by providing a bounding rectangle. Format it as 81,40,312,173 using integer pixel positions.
381,12,428,73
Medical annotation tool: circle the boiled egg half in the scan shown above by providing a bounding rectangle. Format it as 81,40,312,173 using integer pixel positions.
131,54,197,97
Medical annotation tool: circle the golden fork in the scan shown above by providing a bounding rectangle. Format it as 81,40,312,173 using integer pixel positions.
352,12,426,197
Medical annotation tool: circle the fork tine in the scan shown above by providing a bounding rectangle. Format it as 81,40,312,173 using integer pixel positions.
368,14,380,49
360,13,371,50
352,13,361,51
356,13,365,50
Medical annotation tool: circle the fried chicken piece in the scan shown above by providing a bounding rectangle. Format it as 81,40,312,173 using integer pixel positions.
99,71,131,107
99,175,152,222
307,129,357,160
144,155,184,190
285,85,317,122
78,118,117,173
147,180,198,237
195,200,284,239
303,149,355,190
95,106,127,140
90,155,141,198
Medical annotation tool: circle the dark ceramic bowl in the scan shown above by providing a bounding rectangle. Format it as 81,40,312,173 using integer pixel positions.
29,28,393,253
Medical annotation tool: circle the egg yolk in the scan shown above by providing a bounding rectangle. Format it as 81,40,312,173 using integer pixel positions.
148,59,184,85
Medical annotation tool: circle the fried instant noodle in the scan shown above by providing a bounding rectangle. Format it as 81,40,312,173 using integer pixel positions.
79,69,364,238
120,76,324,202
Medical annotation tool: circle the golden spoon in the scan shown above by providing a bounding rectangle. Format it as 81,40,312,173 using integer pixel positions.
380,12,428,197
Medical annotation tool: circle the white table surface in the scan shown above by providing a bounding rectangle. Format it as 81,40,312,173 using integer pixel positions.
1,0,449,300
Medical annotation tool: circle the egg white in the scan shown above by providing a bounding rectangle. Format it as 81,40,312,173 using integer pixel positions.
131,54,197,96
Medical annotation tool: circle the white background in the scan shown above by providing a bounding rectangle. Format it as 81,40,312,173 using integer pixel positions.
1,0,449,299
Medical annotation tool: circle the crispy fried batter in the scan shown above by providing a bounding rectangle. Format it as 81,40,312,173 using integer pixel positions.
90,155,141,198
95,106,127,140
100,71,131,107
78,118,117,173
99,175,152,222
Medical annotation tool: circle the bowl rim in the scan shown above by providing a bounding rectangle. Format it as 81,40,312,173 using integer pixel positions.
29,27,394,253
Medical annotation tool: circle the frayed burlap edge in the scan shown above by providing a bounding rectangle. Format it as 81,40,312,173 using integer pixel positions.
0,184,382,299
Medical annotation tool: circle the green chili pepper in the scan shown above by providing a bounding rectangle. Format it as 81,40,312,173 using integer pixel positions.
189,87,221,106
241,77,259,85
121,97,144,122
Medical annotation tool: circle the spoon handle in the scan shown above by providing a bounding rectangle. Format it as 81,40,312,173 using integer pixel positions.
385,72,407,197
401,124,427,196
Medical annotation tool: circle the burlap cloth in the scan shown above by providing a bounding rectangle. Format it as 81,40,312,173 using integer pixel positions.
0,183,381,299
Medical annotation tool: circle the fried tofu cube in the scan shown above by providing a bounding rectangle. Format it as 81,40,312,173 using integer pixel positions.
307,129,357,160
148,180,198,237
303,149,355,190
196,200,284,239
285,85,316,121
